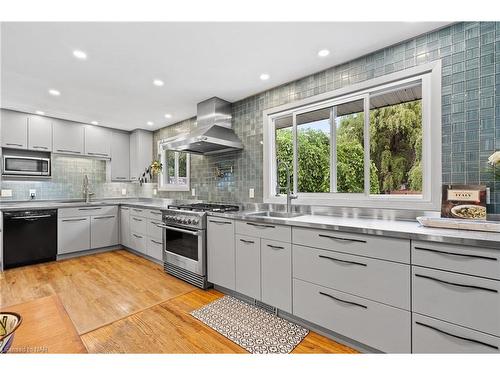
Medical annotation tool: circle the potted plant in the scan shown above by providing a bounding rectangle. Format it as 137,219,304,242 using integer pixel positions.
488,151,500,178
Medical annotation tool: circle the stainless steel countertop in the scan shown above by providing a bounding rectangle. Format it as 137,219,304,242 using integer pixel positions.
2,198,500,249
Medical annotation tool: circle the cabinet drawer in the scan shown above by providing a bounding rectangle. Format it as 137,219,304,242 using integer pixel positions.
146,209,163,220
58,205,117,218
130,207,147,217
293,279,411,353
261,239,292,313
293,227,410,264
235,234,261,300
130,232,147,254
235,220,291,242
412,266,500,336
412,313,500,353
293,244,410,310
147,238,163,261
147,219,163,241
130,215,147,235
412,240,500,280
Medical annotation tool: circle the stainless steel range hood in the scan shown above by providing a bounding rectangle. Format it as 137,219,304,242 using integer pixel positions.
159,97,243,155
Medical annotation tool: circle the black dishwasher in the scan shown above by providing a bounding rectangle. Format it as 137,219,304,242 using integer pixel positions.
3,209,58,269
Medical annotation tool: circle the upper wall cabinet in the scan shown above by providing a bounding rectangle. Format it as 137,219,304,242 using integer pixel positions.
111,130,130,181
1,109,28,149
85,125,111,158
130,129,153,181
28,114,53,151
53,119,85,155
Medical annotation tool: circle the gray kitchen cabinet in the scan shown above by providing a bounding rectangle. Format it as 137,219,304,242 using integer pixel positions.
235,234,261,300
129,129,153,181
147,238,163,261
261,239,292,313
1,109,28,149
53,119,84,155
111,130,130,181
28,114,52,151
57,217,91,254
85,125,111,158
120,206,131,248
91,214,118,248
207,218,235,289
130,232,147,255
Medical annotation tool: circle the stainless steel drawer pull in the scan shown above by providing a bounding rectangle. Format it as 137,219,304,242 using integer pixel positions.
6,143,23,147
414,247,498,261
246,222,275,229
12,214,52,220
267,244,285,250
87,152,109,156
132,234,143,238
121,207,129,210
415,274,498,293
94,215,115,219
319,291,367,309
78,207,102,211
319,254,367,267
318,234,366,243
62,218,87,222
33,146,48,149
132,217,143,221
415,321,499,350
133,209,143,212
150,211,161,215
240,239,255,244
57,149,81,154
209,220,232,225
151,239,162,245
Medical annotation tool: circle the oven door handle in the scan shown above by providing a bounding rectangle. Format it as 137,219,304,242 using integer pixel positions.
156,224,201,236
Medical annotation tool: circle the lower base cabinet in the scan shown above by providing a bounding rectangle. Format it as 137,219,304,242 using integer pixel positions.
147,238,163,260
131,232,147,255
58,217,91,254
412,313,500,353
261,239,292,313
235,235,261,300
91,215,118,249
293,278,411,353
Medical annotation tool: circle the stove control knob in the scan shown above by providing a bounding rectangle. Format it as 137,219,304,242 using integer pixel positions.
192,219,199,225
186,218,192,224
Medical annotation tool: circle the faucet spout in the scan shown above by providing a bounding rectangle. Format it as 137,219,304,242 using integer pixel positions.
276,160,298,213
83,174,94,203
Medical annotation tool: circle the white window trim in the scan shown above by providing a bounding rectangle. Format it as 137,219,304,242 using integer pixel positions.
263,61,442,210
157,140,191,192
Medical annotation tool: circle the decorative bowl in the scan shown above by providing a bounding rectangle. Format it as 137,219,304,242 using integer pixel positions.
450,204,486,220
0,312,22,353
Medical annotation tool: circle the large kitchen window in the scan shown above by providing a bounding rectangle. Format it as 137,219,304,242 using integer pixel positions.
263,62,441,210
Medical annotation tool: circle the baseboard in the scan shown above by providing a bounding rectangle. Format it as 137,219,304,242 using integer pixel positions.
122,246,163,265
56,245,123,260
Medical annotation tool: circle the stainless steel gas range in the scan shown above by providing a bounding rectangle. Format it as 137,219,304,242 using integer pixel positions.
160,203,239,289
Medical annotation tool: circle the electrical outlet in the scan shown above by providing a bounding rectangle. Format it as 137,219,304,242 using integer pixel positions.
29,189,36,199
1,189,12,197
121,188,127,196
249,188,255,199
153,188,157,196
191,188,196,196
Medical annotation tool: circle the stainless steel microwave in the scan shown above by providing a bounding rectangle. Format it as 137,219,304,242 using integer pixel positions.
2,155,51,176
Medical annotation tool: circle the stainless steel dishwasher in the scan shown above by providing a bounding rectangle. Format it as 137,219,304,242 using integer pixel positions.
3,209,58,269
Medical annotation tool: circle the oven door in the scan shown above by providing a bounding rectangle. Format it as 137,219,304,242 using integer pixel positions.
3,156,50,176
160,224,206,276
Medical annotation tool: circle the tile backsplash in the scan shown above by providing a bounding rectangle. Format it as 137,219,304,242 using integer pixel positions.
154,21,500,213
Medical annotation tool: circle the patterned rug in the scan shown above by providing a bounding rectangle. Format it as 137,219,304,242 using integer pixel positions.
190,295,309,354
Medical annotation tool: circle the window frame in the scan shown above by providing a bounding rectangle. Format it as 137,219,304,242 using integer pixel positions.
157,141,191,192
263,61,442,210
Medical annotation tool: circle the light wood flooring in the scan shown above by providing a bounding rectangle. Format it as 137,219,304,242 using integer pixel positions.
1,250,357,354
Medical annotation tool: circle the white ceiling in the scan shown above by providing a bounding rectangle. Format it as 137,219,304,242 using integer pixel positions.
1,22,450,131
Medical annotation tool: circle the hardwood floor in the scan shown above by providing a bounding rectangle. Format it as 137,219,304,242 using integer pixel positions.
1,250,357,354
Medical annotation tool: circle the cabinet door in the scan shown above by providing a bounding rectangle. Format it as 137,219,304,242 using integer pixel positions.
58,217,90,254
120,207,131,247
85,125,111,158
235,234,261,300
28,115,52,151
91,214,118,248
147,238,163,261
111,131,130,181
53,119,84,155
130,232,147,254
129,130,152,181
261,239,292,313
1,109,28,149
207,218,235,289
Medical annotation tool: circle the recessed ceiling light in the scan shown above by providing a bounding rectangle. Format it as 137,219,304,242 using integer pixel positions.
48,89,61,96
35,110,45,115
91,121,99,125
153,79,164,87
147,121,154,126
164,113,172,119
73,50,87,60
260,73,270,81
318,49,330,57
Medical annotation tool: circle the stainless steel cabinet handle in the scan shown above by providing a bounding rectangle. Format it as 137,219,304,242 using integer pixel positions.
133,209,143,212
132,217,143,221
209,220,232,225
415,321,498,350
114,177,128,180
6,143,23,147
414,246,498,261
12,214,52,220
151,239,162,245
94,215,115,219
319,291,367,309
121,207,129,210
246,222,275,229
150,211,161,215
267,244,284,250
56,149,81,154
87,152,109,157
32,146,48,149
415,274,498,293
318,234,366,244
132,234,143,238
240,239,255,244
318,254,367,267
62,218,87,222
78,207,102,211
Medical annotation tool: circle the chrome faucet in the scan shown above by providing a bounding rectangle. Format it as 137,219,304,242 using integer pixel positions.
83,174,94,203
275,160,298,213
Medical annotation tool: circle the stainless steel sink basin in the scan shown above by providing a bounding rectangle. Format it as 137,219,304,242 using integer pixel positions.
246,211,303,218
